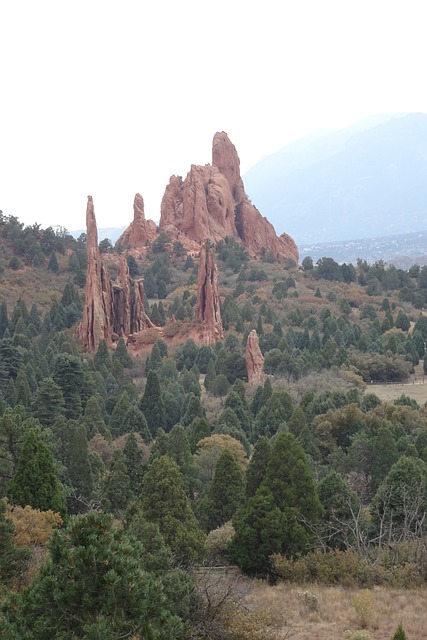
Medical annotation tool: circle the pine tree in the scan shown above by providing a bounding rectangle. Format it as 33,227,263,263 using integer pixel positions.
122,404,151,441
113,336,132,368
109,390,131,437
52,353,84,419
14,369,31,408
82,395,110,438
200,449,244,531
140,370,166,438
1,512,184,638
158,301,166,326
103,450,132,516
0,302,9,338
93,338,111,371
230,485,287,575
67,424,94,502
123,432,145,496
47,250,60,273
245,436,271,497
7,429,65,514
139,455,205,563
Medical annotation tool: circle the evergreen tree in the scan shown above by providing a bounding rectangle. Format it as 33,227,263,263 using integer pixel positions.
0,302,9,338
138,455,205,563
103,450,132,516
113,336,132,368
166,424,195,492
52,353,84,419
265,432,322,524
7,429,65,514
14,369,31,408
288,405,308,438
47,250,60,273
230,485,287,575
1,512,185,639
225,390,252,438
122,404,152,441
200,449,244,531
93,338,111,371
245,436,271,497
203,358,216,392
82,395,110,439
67,424,93,502
188,416,211,453
123,433,145,496
109,390,131,437
140,370,166,438
158,301,166,326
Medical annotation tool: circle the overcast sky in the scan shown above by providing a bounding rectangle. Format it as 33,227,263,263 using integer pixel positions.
1,0,426,232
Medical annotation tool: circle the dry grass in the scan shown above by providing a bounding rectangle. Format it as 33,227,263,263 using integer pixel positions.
369,381,427,405
234,580,427,640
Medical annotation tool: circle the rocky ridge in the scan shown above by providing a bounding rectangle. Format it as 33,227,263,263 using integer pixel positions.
159,132,299,264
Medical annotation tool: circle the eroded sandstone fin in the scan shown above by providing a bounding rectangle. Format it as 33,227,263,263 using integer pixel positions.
195,245,224,344
78,196,154,353
245,329,266,385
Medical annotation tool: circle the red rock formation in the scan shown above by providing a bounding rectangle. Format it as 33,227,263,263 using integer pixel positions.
159,132,299,264
195,245,224,344
131,279,155,333
117,193,157,248
245,329,266,385
78,196,154,353
77,196,113,353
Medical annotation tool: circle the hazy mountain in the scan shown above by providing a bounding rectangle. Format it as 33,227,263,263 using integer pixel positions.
244,113,427,244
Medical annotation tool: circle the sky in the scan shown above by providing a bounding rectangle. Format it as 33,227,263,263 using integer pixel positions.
1,0,427,233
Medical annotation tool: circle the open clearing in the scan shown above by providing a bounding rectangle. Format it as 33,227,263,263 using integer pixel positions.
368,381,427,405
241,582,427,640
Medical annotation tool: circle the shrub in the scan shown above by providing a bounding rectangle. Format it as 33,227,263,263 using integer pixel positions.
344,632,372,640
352,589,373,629
223,605,290,640
392,623,407,640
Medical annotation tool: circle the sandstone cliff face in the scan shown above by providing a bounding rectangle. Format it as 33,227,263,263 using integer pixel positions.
117,194,157,248
78,196,153,353
245,329,266,385
195,246,224,344
159,132,299,264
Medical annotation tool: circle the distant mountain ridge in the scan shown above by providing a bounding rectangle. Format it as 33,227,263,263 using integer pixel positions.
299,229,427,267
244,113,427,244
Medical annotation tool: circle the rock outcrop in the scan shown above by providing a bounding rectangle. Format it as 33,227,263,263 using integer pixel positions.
245,329,266,385
117,193,157,248
78,196,153,353
159,132,299,264
195,245,224,344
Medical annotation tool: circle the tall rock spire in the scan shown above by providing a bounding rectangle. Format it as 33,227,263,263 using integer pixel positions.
195,245,224,344
77,196,113,353
78,196,154,353
245,330,266,385
116,193,157,248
